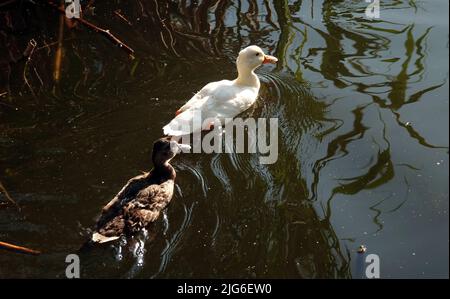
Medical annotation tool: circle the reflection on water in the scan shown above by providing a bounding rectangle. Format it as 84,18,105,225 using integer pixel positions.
0,0,448,278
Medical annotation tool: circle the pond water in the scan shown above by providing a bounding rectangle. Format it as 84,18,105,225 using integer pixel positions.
0,0,448,278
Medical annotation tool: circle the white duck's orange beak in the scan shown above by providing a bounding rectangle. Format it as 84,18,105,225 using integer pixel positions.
263,55,278,64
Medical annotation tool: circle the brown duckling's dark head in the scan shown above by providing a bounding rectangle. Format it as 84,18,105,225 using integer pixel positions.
152,137,191,167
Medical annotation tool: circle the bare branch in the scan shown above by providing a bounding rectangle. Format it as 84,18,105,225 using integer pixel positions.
0,241,41,255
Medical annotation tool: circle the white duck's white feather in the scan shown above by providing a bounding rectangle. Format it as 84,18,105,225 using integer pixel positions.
163,80,259,136
163,46,277,137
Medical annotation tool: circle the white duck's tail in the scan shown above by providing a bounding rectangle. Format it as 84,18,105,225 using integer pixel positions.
163,110,203,137
163,123,190,137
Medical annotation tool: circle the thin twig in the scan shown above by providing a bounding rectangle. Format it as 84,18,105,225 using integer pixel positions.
0,181,19,208
0,241,41,255
0,92,7,97
114,9,132,26
47,1,135,56
23,39,37,97
34,67,44,86
36,38,75,52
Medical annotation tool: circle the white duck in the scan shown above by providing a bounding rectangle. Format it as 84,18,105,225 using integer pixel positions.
163,46,278,137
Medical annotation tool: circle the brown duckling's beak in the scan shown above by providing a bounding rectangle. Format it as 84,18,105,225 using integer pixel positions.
263,55,278,64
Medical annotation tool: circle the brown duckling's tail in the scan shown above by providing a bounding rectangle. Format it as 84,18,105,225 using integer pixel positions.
81,214,125,249
91,233,121,244
77,232,121,254
78,232,120,253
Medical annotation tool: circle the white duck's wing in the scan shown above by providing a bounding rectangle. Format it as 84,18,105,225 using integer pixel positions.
163,82,258,136
163,80,231,136
163,109,198,137
202,86,258,120
177,81,223,114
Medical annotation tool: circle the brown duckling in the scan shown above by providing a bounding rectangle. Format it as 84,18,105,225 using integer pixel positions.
91,137,191,244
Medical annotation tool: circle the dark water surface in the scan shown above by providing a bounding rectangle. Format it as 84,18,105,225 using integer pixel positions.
0,0,448,278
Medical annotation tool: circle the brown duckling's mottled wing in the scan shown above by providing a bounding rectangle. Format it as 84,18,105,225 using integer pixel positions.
93,215,125,243
124,179,175,233
92,176,175,243
92,173,151,243
96,173,150,228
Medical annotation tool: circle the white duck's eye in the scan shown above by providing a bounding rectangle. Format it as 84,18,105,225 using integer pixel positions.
255,53,260,56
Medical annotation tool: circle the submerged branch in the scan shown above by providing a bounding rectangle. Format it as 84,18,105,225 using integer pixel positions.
53,0,64,82
114,9,132,26
22,39,37,97
0,241,41,255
